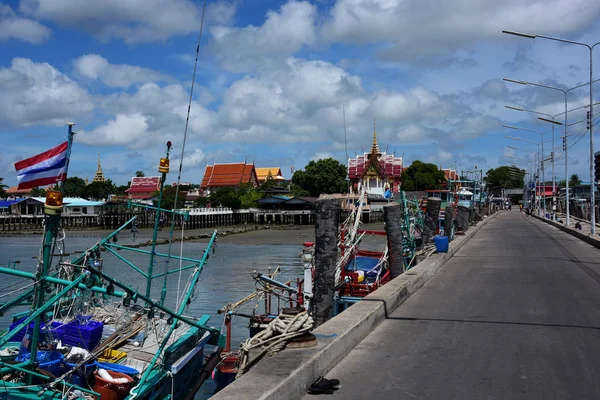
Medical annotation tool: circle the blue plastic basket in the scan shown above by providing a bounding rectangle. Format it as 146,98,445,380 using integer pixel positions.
60,319,104,350
64,361,96,386
16,351,64,376
97,361,139,377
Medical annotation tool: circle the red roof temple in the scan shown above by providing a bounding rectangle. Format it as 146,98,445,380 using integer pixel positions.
348,124,403,195
201,163,259,194
126,177,161,200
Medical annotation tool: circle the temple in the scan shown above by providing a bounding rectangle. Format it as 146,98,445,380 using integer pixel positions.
92,153,106,183
200,162,259,195
348,124,403,196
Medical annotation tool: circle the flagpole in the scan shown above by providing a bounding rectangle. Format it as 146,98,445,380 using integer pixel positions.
61,122,76,191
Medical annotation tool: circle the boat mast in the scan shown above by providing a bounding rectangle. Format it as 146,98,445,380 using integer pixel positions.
146,142,172,299
29,122,75,380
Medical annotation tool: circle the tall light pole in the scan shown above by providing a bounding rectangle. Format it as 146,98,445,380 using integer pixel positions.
505,105,557,220
503,30,600,233
504,125,545,216
508,145,537,208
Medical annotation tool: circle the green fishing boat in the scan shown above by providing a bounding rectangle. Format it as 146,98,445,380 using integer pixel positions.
0,127,224,399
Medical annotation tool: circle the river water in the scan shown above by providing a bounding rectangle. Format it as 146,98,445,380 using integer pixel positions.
0,229,307,398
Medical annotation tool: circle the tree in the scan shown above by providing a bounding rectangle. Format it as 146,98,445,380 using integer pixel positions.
81,180,116,200
194,196,209,208
63,177,87,197
401,160,447,191
0,177,8,199
135,171,145,177
569,174,581,187
292,158,347,197
484,166,525,188
210,187,242,209
30,187,46,197
238,183,262,208
156,186,185,210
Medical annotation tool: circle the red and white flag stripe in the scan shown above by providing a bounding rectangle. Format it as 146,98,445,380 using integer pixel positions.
14,142,69,190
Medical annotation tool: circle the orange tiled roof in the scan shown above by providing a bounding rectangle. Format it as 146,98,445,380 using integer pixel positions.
6,186,32,195
201,163,258,189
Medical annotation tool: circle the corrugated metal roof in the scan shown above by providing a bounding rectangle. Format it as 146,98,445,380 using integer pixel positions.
0,198,27,208
31,197,104,207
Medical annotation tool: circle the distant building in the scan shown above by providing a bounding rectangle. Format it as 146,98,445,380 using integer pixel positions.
126,176,161,200
255,168,286,184
5,186,32,199
200,162,259,195
92,153,106,183
348,125,403,195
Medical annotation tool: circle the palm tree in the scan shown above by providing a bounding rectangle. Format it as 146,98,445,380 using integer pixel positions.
0,177,7,199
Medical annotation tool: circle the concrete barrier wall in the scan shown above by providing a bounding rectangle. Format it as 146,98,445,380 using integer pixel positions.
213,211,501,400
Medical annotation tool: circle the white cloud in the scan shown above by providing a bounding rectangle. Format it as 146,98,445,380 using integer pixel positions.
210,1,317,71
73,54,170,88
322,0,600,61
79,114,149,146
0,58,93,126
19,0,212,43
313,152,334,161
183,148,206,167
0,4,51,44
78,82,215,148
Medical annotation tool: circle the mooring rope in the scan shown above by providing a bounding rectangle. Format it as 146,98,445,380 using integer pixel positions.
236,310,313,377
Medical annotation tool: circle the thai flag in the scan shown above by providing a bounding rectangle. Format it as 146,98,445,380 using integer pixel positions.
14,142,69,190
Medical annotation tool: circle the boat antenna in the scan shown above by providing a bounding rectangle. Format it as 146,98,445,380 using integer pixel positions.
343,105,349,193
161,0,208,307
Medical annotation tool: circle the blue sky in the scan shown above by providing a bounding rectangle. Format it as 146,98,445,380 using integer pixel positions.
1,0,600,187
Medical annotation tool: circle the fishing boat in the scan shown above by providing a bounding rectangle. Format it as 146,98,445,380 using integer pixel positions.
0,129,224,399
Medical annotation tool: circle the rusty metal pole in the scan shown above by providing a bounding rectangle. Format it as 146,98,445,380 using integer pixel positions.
312,196,340,327
383,202,404,279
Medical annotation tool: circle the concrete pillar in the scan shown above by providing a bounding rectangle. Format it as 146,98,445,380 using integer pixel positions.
383,202,404,278
422,197,441,244
444,205,455,242
456,206,470,232
312,196,340,327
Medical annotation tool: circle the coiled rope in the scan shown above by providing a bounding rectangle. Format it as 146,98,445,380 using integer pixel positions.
236,310,313,377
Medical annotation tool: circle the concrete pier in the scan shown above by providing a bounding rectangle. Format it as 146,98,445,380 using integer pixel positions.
383,202,404,278
312,196,341,327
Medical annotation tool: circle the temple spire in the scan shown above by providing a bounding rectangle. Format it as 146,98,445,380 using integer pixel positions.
370,117,380,155
92,152,106,183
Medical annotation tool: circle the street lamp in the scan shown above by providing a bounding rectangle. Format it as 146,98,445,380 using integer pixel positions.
504,125,546,216
503,30,600,233
507,145,538,209
505,105,558,220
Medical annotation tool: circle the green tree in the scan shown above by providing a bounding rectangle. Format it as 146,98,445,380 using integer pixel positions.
484,166,525,188
82,180,116,200
401,160,447,191
291,158,347,197
135,170,145,177
63,177,87,197
0,177,8,198
569,173,581,187
193,196,209,208
114,184,130,195
156,186,185,210
210,187,242,209
30,187,46,197
238,183,262,208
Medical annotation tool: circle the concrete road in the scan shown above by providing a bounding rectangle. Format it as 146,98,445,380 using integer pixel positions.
304,210,600,400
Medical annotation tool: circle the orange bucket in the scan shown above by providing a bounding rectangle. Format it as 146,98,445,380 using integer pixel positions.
92,370,133,400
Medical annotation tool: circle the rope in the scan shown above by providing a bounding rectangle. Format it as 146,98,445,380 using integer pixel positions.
236,310,313,378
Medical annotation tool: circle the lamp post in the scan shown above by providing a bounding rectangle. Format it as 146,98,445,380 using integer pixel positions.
505,105,557,220
508,145,537,208
504,125,545,216
503,30,600,233
508,143,540,211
